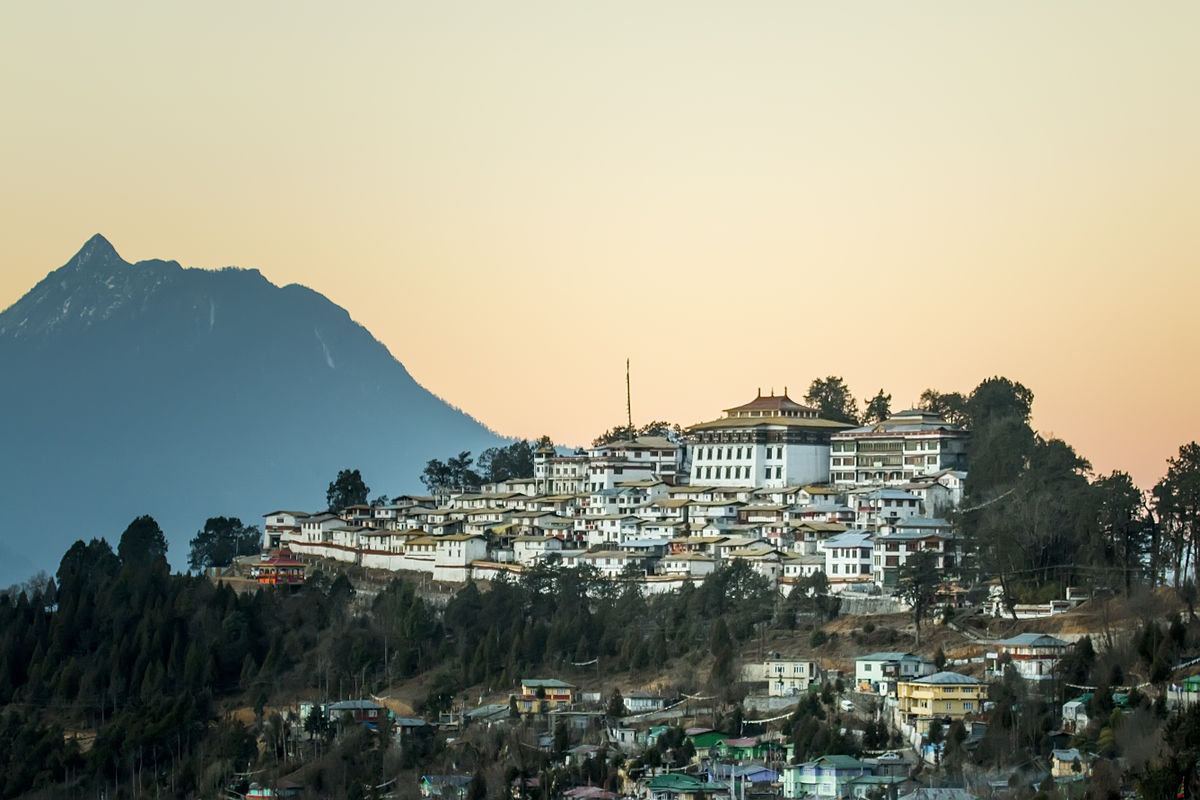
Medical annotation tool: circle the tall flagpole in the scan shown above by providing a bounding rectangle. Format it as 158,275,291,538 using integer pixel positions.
626,358,633,439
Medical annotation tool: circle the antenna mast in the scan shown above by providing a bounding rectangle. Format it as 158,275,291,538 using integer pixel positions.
626,358,633,439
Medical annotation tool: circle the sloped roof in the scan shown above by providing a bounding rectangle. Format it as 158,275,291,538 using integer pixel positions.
994,633,1070,648
912,671,982,685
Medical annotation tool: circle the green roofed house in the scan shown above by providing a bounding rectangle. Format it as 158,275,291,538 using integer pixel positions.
644,773,728,800
684,728,731,751
1062,693,1093,732
1168,674,1200,709
783,754,872,798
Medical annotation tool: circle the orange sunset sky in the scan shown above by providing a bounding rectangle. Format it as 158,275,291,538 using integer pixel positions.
1,1,1197,491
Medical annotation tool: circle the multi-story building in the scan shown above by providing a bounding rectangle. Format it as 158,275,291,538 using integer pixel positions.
686,390,851,488
829,409,968,488
763,658,821,697
855,652,937,694
895,672,986,735
261,510,309,550
586,436,681,491
821,530,874,586
986,633,1071,682
871,527,958,590
782,755,872,799
517,679,575,713
532,445,589,495
852,488,923,531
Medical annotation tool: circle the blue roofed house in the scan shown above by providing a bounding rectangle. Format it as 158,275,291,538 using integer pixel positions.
986,633,1071,682
709,764,780,785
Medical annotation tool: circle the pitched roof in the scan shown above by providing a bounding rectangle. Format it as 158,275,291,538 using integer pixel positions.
912,671,982,685
994,633,1070,648
790,754,869,770
857,651,925,662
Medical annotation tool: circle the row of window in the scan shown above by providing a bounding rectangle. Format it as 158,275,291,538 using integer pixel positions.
695,445,786,461
832,439,947,453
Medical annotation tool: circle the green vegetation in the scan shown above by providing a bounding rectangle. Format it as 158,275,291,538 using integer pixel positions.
591,422,681,447
804,376,859,425
188,516,262,571
327,468,370,512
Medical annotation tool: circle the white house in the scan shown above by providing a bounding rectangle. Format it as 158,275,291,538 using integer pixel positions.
986,633,1071,682
578,550,650,578
513,535,564,566
763,658,820,697
853,488,923,531
855,652,936,694
659,551,716,578
821,531,874,586
262,510,309,550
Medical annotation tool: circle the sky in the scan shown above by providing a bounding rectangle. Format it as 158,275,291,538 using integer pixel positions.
2,1,1197,491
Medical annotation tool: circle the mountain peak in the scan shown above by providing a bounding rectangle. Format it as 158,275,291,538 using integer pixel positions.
69,234,123,269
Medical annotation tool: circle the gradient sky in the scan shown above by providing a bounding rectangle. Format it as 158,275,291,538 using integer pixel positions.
2,1,1197,491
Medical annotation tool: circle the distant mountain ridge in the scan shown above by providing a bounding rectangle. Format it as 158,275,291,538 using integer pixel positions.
0,235,505,586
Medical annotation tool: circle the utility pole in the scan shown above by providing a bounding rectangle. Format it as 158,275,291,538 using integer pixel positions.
626,358,633,439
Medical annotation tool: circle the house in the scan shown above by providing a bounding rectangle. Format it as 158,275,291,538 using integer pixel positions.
326,699,385,724
513,534,564,565
783,754,872,798
659,551,716,578
717,736,786,761
518,679,575,713
578,549,650,577
986,633,1071,682
709,764,779,785
1051,748,1087,780
261,510,309,550
394,717,431,737
623,690,669,713
587,436,680,491
421,775,472,799
1168,674,1200,708
246,780,304,799
821,531,874,586
853,488,923,532
896,790,980,800
764,658,820,697
871,528,957,589
642,773,728,800
1061,693,1092,732
780,553,826,586
855,652,936,694
896,672,986,735
685,390,853,488
684,728,730,751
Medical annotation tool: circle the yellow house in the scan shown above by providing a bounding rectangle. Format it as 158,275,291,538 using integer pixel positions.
517,679,575,713
896,671,986,734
